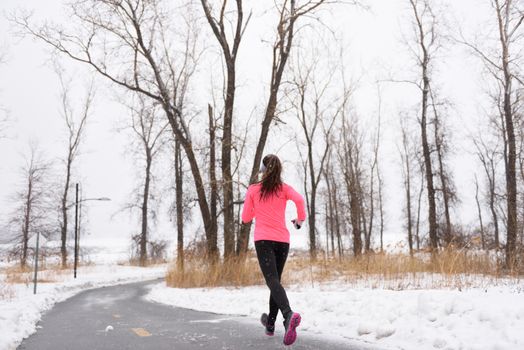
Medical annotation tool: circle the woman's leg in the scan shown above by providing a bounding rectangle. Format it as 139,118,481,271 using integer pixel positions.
255,240,291,318
268,241,289,322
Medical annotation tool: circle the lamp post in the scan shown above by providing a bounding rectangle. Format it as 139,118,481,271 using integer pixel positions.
68,183,110,278
33,230,40,295
31,188,110,294
74,183,79,278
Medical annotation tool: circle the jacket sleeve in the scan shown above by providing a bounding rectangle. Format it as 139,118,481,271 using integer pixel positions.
241,187,255,223
286,185,307,221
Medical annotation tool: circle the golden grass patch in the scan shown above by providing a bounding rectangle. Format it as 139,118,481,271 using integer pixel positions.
166,249,517,290
166,254,264,288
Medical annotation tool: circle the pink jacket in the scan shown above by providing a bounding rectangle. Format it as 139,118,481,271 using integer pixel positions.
241,182,307,243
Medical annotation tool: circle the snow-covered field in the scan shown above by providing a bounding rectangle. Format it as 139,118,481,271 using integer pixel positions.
147,279,524,350
0,264,166,350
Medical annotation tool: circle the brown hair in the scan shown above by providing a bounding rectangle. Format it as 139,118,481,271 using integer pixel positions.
259,154,283,201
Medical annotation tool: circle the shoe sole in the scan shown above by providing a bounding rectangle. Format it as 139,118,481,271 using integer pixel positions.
283,313,301,346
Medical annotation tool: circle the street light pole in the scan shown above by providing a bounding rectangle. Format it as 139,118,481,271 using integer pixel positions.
33,231,40,294
66,187,109,279
74,183,79,279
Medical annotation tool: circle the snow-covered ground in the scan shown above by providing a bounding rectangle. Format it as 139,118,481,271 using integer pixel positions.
147,278,524,350
0,264,166,350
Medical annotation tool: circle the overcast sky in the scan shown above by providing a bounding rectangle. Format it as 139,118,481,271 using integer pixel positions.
0,0,495,252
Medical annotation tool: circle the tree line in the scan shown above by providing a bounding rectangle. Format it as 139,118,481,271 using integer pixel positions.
2,0,523,271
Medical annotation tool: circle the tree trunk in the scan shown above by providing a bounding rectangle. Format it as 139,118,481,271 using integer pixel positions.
475,175,486,250
222,63,236,258
488,161,500,248
350,193,362,257
409,0,438,252
325,170,336,256
349,168,362,257
493,0,518,269
208,105,219,257
503,85,518,269
415,169,424,251
307,141,317,259
140,151,152,266
175,140,184,270
22,179,32,269
324,202,329,257
367,169,375,253
434,116,453,246
61,159,71,268
421,76,438,251
378,169,384,253
333,179,343,258
501,49,517,269
406,159,414,256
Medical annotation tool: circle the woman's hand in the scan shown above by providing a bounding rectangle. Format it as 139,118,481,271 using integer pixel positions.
291,219,304,229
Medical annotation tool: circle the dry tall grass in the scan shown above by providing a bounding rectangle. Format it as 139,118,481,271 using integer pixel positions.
166,248,518,290
1,263,76,286
166,255,264,288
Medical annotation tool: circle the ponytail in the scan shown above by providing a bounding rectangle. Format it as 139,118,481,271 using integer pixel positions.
259,154,283,200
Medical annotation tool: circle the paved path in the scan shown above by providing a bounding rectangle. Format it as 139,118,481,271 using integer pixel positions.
18,280,369,350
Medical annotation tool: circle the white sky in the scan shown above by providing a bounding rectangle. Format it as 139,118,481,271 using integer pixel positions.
0,0,497,253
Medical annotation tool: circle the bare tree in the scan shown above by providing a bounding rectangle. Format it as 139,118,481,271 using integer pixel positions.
365,87,384,253
165,136,193,270
13,0,222,258
338,108,365,257
323,145,345,258
200,0,251,259
377,163,385,252
124,97,169,266
460,0,523,269
474,174,486,250
407,0,441,251
473,135,502,248
493,0,522,268
56,69,93,268
430,91,456,246
399,117,416,256
236,0,331,254
415,159,425,251
289,48,345,259
8,144,52,268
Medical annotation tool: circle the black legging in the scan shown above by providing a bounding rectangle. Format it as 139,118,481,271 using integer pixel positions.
255,240,291,323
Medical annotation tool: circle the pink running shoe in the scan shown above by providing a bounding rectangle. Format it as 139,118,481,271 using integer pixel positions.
283,312,301,346
260,313,275,336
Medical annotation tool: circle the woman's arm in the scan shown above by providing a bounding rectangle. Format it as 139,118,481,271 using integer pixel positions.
241,187,255,223
286,185,307,221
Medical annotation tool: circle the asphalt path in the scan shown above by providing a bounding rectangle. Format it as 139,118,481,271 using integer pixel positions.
18,280,374,350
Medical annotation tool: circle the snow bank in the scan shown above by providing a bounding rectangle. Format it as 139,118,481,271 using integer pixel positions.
0,264,166,350
147,281,524,350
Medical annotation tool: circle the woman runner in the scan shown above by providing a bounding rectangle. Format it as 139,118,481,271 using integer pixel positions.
241,154,307,346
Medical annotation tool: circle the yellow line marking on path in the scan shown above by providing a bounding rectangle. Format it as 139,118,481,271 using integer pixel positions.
132,328,152,337
113,314,121,319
